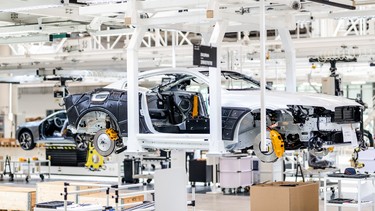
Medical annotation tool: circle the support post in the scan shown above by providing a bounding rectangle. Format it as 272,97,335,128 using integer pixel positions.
260,0,267,151
278,28,296,92
126,27,147,153
206,20,227,194
172,30,176,68
208,20,227,155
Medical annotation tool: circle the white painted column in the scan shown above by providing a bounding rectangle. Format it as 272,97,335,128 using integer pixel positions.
0,45,14,138
369,19,375,35
171,149,186,169
278,28,297,93
126,27,147,152
0,84,10,138
259,0,267,151
208,21,227,155
172,30,177,68
206,20,227,194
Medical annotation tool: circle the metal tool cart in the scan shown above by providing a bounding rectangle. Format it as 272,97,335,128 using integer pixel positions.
323,174,375,211
0,156,51,182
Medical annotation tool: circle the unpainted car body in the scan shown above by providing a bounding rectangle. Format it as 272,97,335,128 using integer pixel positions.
64,68,364,162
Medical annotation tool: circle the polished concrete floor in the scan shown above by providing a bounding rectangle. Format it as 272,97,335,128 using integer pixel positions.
0,175,373,211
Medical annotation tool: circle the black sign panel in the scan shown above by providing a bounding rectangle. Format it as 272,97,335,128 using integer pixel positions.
193,45,217,67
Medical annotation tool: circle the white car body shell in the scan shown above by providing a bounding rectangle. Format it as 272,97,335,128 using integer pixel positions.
106,68,361,111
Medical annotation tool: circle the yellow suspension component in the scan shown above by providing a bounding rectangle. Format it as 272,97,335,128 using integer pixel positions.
192,95,199,118
270,129,285,158
327,146,334,152
350,147,365,169
105,128,119,141
85,143,105,171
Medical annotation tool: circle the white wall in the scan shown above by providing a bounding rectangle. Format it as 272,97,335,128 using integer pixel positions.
17,93,61,119
0,84,18,138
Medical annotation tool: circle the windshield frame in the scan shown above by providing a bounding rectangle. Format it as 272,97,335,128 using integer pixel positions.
199,70,271,91
105,68,271,91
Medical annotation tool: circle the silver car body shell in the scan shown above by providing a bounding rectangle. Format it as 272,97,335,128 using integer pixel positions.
16,110,74,144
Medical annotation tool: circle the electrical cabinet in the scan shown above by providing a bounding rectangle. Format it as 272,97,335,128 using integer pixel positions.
188,159,213,185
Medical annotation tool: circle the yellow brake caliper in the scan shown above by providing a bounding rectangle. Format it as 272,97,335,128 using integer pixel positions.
105,128,119,141
270,129,285,158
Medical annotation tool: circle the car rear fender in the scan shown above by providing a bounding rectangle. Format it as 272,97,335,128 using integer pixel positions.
75,108,123,135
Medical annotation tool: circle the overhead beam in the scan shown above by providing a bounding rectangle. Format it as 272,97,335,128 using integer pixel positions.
18,6,92,22
0,35,50,44
296,9,375,22
79,0,209,15
0,0,62,12
220,12,296,30
0,24,87,36
308,0,356,10
139,11,210,26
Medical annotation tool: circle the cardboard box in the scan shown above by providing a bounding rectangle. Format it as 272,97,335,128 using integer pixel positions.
250,181,319,211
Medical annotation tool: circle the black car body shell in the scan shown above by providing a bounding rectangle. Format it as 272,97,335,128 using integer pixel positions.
65,88,249,140
64,88,150,136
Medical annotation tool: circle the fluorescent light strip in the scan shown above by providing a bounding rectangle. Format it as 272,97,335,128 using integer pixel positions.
78,0,125,4
0,5,63,13
350,81,367,85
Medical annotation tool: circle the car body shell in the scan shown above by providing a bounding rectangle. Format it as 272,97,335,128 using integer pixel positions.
64,68,363,156
16,110,74,146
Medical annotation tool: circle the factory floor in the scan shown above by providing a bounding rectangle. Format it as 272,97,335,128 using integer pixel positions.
0,175,372,211
194,193,373,211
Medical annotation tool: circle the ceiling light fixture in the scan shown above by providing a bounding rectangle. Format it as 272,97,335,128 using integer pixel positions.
350,81,367,85
0,5,63,13
77,0,125,4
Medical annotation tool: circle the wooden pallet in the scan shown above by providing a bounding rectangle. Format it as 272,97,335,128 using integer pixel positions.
0,186,36,211
0,139,18,148
0,210,25,211
0,210,24,211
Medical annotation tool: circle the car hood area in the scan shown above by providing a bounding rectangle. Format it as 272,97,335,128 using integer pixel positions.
18,121,40,128
222,90,361,111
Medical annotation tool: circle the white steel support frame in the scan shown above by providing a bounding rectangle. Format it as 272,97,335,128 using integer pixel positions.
278,28,297,92
172,30,177,68
260,0,267,151
126,27,147,153
208,20,227,155
207,20,228,194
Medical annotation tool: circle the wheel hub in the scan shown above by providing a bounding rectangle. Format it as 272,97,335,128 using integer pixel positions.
97,133,112,152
